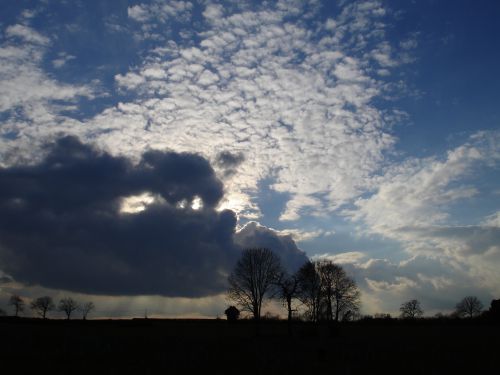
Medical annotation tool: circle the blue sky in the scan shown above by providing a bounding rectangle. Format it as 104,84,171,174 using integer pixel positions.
0,0,499,318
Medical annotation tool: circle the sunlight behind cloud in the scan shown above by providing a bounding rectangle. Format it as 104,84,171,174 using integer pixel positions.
120,192,155,214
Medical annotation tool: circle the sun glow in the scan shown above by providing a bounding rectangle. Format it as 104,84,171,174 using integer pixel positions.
191,196,203,210
120,192,155,214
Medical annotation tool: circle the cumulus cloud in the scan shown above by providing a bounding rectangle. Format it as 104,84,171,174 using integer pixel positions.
0,275,13,284
0,136,314,297
234,221,309,272
0,136,238,297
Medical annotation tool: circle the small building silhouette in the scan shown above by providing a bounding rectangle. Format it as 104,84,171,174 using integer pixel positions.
224,306,240,321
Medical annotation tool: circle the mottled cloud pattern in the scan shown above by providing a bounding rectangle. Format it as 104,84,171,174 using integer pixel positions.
0,0,408,220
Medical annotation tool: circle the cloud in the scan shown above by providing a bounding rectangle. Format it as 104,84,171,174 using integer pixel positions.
278,228,334,242
52,52,76,68
0,136,314,297
347,131,500,234
127,1,193,41
5,24,50,46
482,211,500,227
214,150,245,178
0,136,239,297
316,252,493,314
128,1,192,23
0,0,413,222
0,281,229,319
336,131,500,308
234,221,309,272
0,23,95,150
313,251,366,264
0,275,13,285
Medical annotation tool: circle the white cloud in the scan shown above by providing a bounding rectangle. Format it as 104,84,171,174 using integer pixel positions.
128,1,192,23
315,252,493,315
52,52,76,68
276,228,334,242
341,131,500,300
55,0,401,221
313,251,366,264
128,4,150,22
0,41,94,115
203,3,224,22
347,132,500,232
482,211,500,227
5,24,50,46
127,1,193,41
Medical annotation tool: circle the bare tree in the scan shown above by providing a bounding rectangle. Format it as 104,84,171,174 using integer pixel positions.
276,272,300,324
333,269,361,321
79,302,95,320
58,297,79,320
296,261,322,322
455,296,483,318
317,260,361,322
30,296,55,319
9,294,25,317
227,248,282,320
400,299,423,319
297,260,361,322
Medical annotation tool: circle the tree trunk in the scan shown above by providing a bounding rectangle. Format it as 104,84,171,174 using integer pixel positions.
335,299,340,322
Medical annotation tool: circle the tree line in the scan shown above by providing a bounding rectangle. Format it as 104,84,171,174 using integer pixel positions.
0,249,495,321
226,248,495,321
1,295,94,320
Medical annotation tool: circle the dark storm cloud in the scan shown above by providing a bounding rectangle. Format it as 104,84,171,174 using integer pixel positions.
234,222,309,273
0,275,13,284
0,136,238,297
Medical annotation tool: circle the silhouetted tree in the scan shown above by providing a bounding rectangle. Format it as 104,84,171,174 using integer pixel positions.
30,296,55,319
276,271,300,323
58,297,79,320
489,299,500,317
224,306,240,321
8,294,25,317
296,261,322,321
400,299,423,318
79,301,95,320
227,248,282,320
455,296,483,318
316,260,361,322
297,260,360,322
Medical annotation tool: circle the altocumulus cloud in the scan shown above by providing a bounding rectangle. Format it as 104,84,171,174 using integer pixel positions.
0,136,307,297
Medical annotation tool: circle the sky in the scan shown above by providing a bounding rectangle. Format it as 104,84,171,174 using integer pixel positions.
0,0,499,319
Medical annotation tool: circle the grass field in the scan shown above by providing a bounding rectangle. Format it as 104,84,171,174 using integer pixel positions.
1,317,498,374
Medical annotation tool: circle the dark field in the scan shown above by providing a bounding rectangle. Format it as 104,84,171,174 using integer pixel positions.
1,317,498,374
